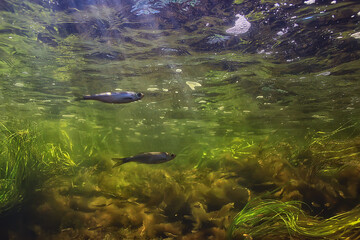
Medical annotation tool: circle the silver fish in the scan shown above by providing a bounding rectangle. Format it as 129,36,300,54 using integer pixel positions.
112,152,176,168
83,91,144,103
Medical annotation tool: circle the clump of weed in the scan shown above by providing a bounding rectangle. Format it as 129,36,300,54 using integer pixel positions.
228,199,360,240
0,123,76,215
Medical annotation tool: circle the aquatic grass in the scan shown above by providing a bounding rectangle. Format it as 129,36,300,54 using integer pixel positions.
302,123,360,182
228,199,360,239
195,138,255,169
0,123,76,215
0,47,14,67
0,125,38,214
289,123,359,171
309,122,357,147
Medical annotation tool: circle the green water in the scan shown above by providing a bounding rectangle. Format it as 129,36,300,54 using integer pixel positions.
1,0,360,239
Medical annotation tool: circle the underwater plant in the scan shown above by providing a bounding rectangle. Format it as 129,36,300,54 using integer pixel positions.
228,199,360,239
194,137,255,169
0,47,14,67
0,123,76,215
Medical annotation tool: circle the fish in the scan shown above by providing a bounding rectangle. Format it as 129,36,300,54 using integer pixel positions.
112,152,176,168
82,91,144,103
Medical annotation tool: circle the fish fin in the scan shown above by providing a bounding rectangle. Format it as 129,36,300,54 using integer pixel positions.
112,157,130,168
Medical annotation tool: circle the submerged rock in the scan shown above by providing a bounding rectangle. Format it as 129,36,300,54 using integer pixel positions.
150,47,191,56
351,32,360,39
226,14,251,36
206,34,231,44
22,0,359,68
185,33,242,51
84,51,125,60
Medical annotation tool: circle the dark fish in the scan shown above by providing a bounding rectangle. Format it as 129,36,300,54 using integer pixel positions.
82,91,144,103
112,152,176,168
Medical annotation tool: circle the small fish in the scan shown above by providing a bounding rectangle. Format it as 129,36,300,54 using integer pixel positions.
112,152,176,168
82,91,144,103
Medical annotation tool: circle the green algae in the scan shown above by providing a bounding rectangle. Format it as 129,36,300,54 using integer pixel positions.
2,122,355,239
0,120,359,238
194,137,255,169
228,199,360,239
233,0,244,4
0,123,76,215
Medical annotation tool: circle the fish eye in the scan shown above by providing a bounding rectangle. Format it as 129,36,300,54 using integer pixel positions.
137,93,143,98
171,153,176,158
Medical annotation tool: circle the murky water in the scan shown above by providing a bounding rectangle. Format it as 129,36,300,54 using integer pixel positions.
1,0,360,239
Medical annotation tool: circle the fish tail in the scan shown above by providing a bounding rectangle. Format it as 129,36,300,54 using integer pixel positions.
112,157,130,168
73,94,88,101
82,95,93,100
74,96,83,101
